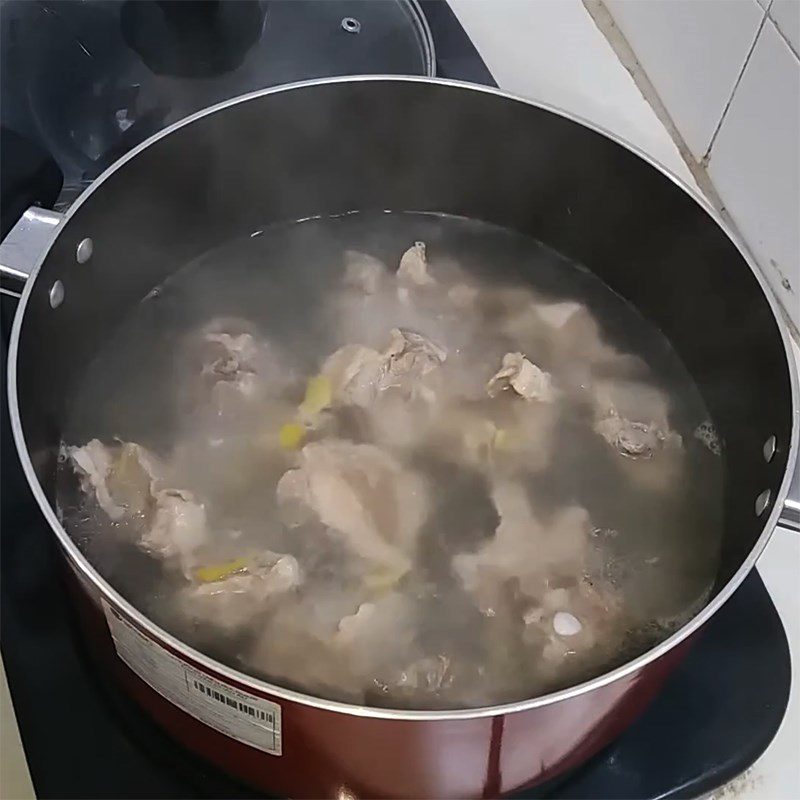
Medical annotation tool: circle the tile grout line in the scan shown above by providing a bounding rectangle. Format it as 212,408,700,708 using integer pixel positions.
702,6,769,164
582,0,723,203
768,2,800,60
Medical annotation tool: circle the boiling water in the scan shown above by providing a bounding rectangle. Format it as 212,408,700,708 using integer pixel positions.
59,212,723,709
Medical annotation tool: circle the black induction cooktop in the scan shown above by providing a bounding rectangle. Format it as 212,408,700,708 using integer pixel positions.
0,3,791,798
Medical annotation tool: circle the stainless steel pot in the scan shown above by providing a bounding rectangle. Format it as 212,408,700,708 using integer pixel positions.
5,77,798,799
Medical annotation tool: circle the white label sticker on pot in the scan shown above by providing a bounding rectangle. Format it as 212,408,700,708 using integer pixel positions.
102,600,282,755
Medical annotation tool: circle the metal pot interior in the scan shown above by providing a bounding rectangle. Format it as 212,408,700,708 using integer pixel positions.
11,78,796,675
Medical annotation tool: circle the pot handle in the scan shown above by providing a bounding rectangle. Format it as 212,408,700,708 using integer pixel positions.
781,497,800,533
0,206,64,298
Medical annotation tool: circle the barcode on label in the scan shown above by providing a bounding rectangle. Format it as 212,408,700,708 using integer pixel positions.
102,599,282,755
191,679,273,724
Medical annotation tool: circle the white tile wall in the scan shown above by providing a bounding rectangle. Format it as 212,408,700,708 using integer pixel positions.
604,0,764,160
707,19,800,327
447,0,695,185
772,0,800,56
602,0,800,330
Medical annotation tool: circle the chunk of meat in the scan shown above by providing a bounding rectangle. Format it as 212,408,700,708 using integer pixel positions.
203,332,259,379
274,467,314,528
139,488,208,566
328,243,470,352
67,439,164,520
67,439,126,520
321,328,447,409
201,320,261,400
430,353,559,473
343,250,387,295
276,440,428,576
177,552,301,631
382,328,446,402
495,295,642,389
487,353,555,402
183,318,294,417
397,241,435,287
592,380,675,446
321,344,385,408
107,442,164,516
591,379,684,490
453,482,592,615
594,416,665,459
385,328,447,377
67,439,211,573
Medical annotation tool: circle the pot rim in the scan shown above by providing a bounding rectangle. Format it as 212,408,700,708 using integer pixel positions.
8,75,799,721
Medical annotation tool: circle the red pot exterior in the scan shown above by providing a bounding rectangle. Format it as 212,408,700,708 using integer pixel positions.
66,561,689,799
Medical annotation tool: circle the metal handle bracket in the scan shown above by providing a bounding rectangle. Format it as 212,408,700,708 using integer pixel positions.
781,497,800,533
0,207,64,298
